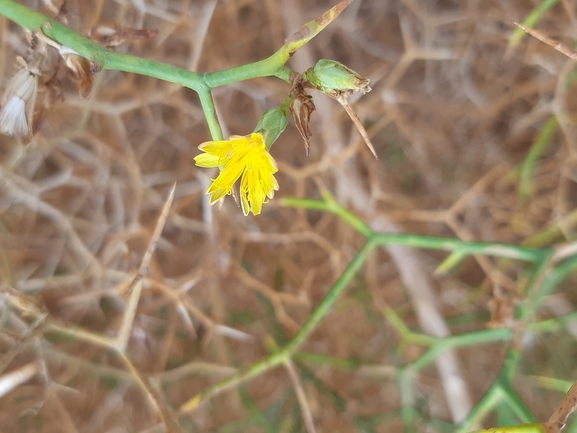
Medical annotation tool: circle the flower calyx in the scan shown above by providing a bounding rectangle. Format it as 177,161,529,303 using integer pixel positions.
302,59,371,97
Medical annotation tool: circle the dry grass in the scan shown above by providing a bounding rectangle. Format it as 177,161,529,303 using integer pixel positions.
1,0,577,432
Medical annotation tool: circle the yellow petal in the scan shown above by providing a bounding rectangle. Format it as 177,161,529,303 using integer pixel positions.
199,140,234,157
194,153,220,167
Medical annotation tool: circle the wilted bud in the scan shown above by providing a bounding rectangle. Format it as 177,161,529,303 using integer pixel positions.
60,48,94,99
289,78,316,157
0,67,39,138
35,32,95,99
303,59,371,96
253,108,289,149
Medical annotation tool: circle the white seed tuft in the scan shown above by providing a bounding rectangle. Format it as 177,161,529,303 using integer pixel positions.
0,96,29,137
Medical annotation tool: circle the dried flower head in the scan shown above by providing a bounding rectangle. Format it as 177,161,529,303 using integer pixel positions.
0,66,40,138
194,133,279,216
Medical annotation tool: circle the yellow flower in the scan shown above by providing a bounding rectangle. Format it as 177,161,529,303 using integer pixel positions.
194,133,279,216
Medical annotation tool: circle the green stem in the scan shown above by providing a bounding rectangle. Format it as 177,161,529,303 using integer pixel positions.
500,382,538,423
178,239,377,413
274,66,294,83
457,386,504,433
509,0,561,47
282,196,374,238
0,0,310,93
284,239,377,354
202,49,290,88
178,350,287,414
373,232,549,263
519,115,558,200
198,88,223,140
411,328,513,373
523,207,577,247
283,197,552,263
294,352,362,370
523,254,577,320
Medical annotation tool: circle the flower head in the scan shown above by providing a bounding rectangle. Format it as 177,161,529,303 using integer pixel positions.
194,133,279,216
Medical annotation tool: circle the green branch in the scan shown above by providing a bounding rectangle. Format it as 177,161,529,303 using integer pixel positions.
283,196,553,263
0,0,347,92
178,239,377,414
197,88,223,141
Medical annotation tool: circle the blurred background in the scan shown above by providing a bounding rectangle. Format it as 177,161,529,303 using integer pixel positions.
1,0,577,431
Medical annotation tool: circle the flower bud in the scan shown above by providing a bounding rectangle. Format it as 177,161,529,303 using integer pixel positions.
303,59,371,96
253,108,289,149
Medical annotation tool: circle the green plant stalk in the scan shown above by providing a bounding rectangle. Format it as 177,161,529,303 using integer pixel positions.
274,66,294,83
285,239,377,353
471,424,546,433
294,351,362,370
523,254,577,320
374,232,549,263
399,368,419,433
436,250,468,274
411,328,513,372
458,350,535,432
283,196,374,237
457,386,504,433
391,310,577,379
531,310,577,333
283,197,552,262
178,239,377,413
197,88,223,141
519,115,558,200
238,386,275,431
509,0,561,47
202,50,291,89
178,350,287,414
523,207,577,247
533,377,575,393
295,361,347,410
383,306,438,346
500,382,538,424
